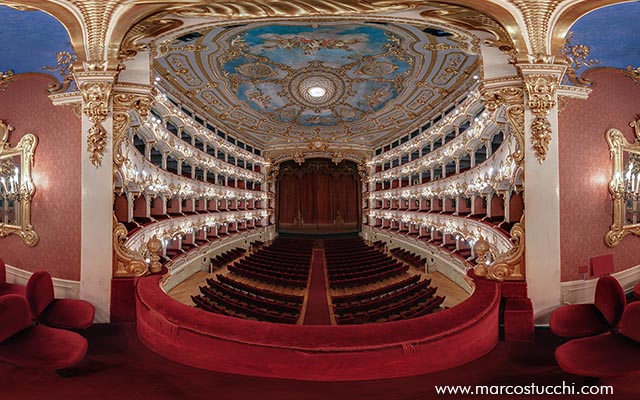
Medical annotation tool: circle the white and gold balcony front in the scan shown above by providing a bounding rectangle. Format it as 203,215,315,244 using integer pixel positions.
116,140,267,204
151,93,267,170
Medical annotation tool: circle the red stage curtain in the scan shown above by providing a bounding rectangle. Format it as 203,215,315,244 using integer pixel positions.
278,159,360,232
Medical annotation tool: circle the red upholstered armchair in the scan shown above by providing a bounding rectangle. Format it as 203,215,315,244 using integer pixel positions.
555,301,640,378
26,271,95,330
0,294,88,370
549,275,626,338
0,258,25,296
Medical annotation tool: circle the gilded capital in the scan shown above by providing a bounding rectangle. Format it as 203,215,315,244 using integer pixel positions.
520,65,565,164
78,78,114,167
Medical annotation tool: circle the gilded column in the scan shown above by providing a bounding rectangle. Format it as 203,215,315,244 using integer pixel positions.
518,64,565,321
75,71,117,323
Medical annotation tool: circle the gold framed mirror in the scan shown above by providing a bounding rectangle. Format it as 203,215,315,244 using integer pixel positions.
0,120,38,246
605,117,640,247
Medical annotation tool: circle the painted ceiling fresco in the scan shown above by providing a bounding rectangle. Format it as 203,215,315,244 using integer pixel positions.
565,1,640,81
0,6,74,81
154,20,479,149
221,24,412,127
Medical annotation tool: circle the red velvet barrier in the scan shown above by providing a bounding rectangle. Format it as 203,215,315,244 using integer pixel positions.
136,275,500,381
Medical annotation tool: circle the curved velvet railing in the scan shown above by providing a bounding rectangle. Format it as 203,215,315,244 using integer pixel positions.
135,273,499,381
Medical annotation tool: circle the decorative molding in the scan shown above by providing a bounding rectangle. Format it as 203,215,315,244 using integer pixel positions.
560,264,640,305
520,66,565,163
0,70,17,91
0,120,39,246
112,88,152,167
561,32,599,87
509,0,563,62
487,218,525,281
78,78,114,167
113,218,148,277
480,78,524,163
5,264,80,299
604,121,640,247
624,65,640,85
42,51,77,93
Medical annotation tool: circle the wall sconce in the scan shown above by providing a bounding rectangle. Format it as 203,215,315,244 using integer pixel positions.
605,118,640,247
0,120,38,246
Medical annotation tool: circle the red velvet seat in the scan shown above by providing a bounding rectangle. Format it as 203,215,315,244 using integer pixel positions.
0,294,87,370
634,282,640,301
549,275,625,338
26,271,95,330
555,301,640,377
0,258,25,296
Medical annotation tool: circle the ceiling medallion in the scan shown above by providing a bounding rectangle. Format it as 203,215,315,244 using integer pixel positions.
308,87,326,97
290,69,344,109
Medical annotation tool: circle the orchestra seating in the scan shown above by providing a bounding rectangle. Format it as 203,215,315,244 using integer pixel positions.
227,238,312,288
390,247,426,269
324,238,408,288
325,238,444,324
192,238,312,323
210,247,246,270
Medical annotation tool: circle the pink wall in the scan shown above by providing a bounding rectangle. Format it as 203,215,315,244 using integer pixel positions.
0,74,81,280
559,68,640,282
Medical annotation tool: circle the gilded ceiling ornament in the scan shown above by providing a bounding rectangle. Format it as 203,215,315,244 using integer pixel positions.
43,51,77,93
418,3,513,55
562,32,599,87
80,80,113,167
121,16,184,60
523,73,560,163
331,151,344,164
153,19,478,148
167,1,420,19
624,65,640,85
510,0,563,62
0,70,17,91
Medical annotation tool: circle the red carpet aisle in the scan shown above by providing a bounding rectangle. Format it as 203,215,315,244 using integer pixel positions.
303,240,332,325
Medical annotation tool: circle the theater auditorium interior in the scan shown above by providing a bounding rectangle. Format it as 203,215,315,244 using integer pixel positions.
0,0,639,399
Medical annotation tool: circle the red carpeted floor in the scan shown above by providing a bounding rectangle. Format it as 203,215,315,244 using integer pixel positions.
303,241,332,325
1,324,638,400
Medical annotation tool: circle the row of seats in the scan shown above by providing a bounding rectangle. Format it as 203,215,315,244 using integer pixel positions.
325,238,408,288
226,239,313,288
205,279,300,314
390,247,426,269
336,290,444,325
0,260,94,371
214,275,303,305
211,247,246,270
332,275,423,305
193,286,298,324
334,279,434,314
